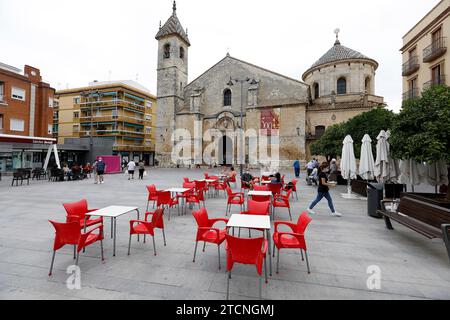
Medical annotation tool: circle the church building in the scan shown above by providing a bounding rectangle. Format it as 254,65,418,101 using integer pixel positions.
155,2,385,168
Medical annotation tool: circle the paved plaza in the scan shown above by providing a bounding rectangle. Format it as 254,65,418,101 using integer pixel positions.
0,169,449,300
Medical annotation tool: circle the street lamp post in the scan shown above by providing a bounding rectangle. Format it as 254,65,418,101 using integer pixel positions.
226,77,258,176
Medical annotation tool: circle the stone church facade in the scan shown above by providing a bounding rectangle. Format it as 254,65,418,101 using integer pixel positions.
155,2,385,168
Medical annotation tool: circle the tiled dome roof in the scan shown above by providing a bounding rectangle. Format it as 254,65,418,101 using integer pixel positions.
155,1,190,46
303,40,378,78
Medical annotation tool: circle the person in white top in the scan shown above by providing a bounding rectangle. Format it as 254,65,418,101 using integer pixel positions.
127,160,136,180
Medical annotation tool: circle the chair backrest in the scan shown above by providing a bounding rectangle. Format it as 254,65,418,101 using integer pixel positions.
247,200,270,215
49,220,81,250
146,185,157,196
296,212,313,234
226,185,234,197
195,180,206,191
151,208,165,229
157,191,171,206
204,172,209,179
192,207,210,228
291,179,298,191
254,185,268,191
251,195,271,202
261,176,271,182
268,183,282,195
226,234,264,266
63,199,89,220
183,177,191,183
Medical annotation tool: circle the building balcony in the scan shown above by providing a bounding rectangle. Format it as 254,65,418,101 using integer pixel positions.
79,115,149,125
113,145,153,152
423,75,446,91
402,88,420,101
79,130,145,139
79,99,146,113
402,56,420,76
423,37,447,63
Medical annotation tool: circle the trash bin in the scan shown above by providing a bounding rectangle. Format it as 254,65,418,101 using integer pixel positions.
367,183,384,218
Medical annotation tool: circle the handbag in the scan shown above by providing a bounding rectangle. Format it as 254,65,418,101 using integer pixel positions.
143,171,147,177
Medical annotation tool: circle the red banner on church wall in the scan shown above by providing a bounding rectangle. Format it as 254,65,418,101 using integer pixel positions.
260,109,280,136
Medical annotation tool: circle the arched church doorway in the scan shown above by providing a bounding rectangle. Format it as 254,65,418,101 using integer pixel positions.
218,135,233,165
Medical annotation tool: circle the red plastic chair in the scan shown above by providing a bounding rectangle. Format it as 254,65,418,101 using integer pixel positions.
183,177,191,183
226,186,245,216
241,200,270,216
226,234,268,300
272,189,293,221
128,208,165,256
48,220,104,276
268,183,282,196
146,185,158,211
273,212,312,274
214,179,229,198
186,188,206,210
283,179,299,200
253,185,268,191
157,191,179,221
192,207,228,269
145,209,167,246
63,199,103,232
195,180,208,196
204,172,210,179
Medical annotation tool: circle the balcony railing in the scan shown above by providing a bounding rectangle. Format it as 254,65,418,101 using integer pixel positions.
423,75,446,91
402,56,420,76
79,115,148,125
80,99,146,112
423,37,447,62
113,145,153,152
402,88,420,100
79,130,145,138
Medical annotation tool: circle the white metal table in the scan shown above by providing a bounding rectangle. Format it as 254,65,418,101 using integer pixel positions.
248,191,273,197
89,206,140,257
227,214,273,276
165,188,192,214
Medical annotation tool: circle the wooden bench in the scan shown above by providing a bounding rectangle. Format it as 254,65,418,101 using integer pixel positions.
377,196,450,261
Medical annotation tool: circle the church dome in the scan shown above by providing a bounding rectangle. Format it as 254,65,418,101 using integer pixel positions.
302,37,378,80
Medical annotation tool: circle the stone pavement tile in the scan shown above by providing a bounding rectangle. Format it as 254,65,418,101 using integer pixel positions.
0,169,448,300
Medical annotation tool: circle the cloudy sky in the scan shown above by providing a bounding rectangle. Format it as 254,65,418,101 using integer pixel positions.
0,0,440,112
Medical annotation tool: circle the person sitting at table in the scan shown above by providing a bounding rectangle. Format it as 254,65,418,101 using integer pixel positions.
63,164,72,181
241,169,256,189
270,172,282,184
228,167,237,180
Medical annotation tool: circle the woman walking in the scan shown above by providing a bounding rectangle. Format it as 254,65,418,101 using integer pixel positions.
138,160,145,180
307,162,342,217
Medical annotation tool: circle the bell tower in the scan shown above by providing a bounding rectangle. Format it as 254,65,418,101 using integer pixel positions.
155,1,190,166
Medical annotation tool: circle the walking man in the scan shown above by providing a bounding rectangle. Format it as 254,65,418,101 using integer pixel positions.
96,158,106,184
138,159,145,180
293,160,301,178
127,159,136,180
307,162,342,217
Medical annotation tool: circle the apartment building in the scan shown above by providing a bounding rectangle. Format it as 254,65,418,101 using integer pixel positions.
401,0,450,100
56,81,157,165
0,62,57,173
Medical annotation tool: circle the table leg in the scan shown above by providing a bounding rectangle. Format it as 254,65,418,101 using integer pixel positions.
136,209,140,242
266,229,272,276
111,218,113,239
113,217,117,257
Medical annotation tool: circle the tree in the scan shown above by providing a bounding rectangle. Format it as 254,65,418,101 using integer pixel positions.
310,107,396,162
390,85,450,200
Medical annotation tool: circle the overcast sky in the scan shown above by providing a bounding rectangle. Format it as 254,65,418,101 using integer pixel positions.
0,0,440,112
